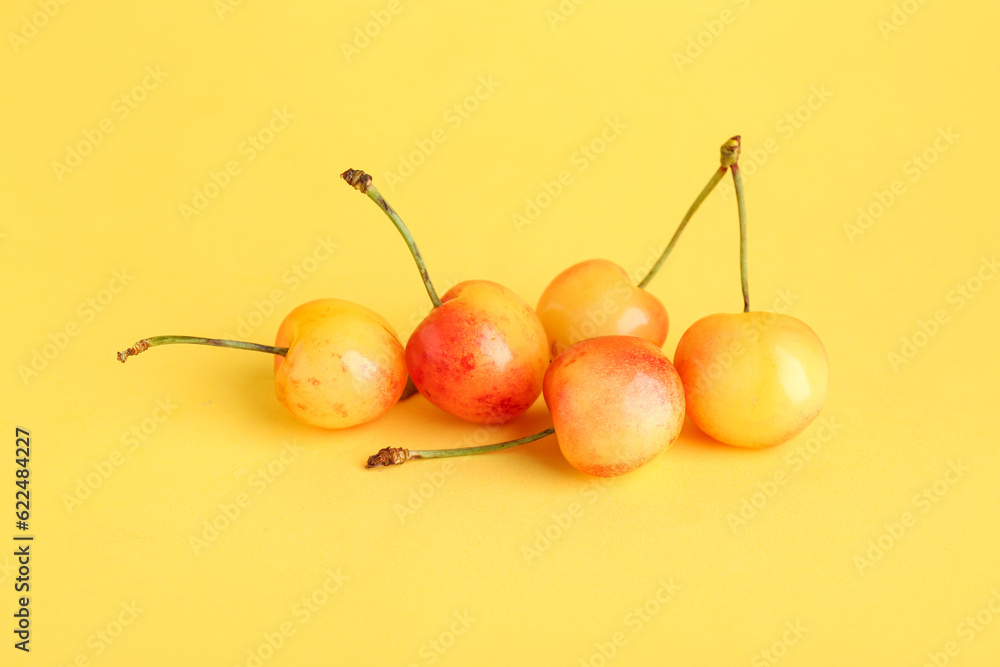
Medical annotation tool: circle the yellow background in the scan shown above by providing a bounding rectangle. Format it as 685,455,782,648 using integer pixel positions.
3,0,999,665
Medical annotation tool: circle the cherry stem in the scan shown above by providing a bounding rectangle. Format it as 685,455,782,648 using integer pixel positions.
341,169,442,308
638,136,743,289
731,162,750,312
117,336,288,363
365,426,556,468
119,335,420,404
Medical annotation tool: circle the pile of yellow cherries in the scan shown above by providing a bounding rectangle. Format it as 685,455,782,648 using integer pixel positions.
118,136,829,477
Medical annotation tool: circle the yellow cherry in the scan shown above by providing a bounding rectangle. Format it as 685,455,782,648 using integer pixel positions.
274,299,407,429
672,135,830,448
673,312,829,448
117,298,407,430
536,259,669,359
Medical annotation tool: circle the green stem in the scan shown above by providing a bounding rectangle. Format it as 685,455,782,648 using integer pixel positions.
638,169,725,288
341,169,442,308
637,135,743,288
365,427,556,468
731,163,750,312
117,336,288,363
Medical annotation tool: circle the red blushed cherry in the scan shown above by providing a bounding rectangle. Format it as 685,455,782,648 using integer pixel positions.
365,336,685,477
542,336,685,476
342,169,548,424
405,280,548,424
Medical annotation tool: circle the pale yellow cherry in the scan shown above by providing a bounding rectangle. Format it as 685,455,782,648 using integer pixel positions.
673,135,830,448
536,260,668,359
274,299,407,429
118,298,408,430
673,312,828,448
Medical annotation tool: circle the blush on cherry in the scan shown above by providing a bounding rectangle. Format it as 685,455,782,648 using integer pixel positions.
342,169,548,425
118,298,408,429
365,335,685,477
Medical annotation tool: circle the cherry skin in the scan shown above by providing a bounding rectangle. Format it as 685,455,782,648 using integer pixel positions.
535,137,743,359
536,259,669,359
405,280,549,424
673,312,829,448
543,336,685,476
339,169,548,425
274,299,407,429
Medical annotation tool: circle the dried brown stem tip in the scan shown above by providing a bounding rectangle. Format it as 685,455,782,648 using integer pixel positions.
365,447,411,468
341,168,372,194
720,135,741,168
117,339,150,363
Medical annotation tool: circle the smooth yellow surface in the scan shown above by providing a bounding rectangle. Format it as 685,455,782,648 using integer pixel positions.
537,259,669,357
674,312,829,448
274,299,407,429
2,1,998,665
